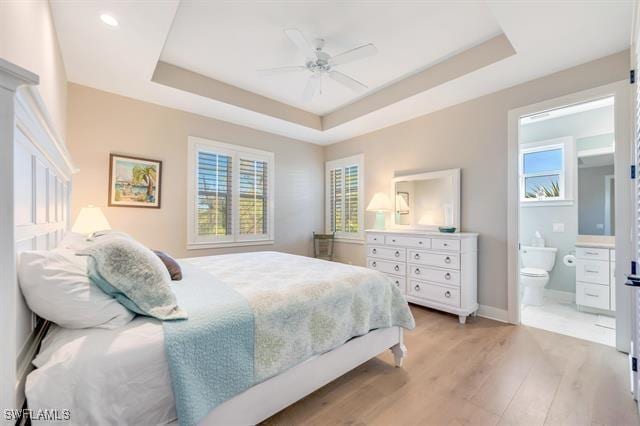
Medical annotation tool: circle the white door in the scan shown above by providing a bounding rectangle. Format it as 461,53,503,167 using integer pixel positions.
631,25,640,404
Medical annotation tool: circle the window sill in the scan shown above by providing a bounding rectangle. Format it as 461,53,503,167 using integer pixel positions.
520,199,574,207
187,240,275,250
334,238,364,245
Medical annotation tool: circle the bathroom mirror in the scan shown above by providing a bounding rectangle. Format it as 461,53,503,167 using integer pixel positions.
390,168,460,230
577,134,614,236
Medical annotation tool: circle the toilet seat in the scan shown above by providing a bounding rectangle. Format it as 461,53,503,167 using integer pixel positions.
520,267,548,278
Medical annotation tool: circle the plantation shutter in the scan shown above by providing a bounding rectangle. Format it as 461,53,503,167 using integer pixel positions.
344,165,359,233
239,157,268,236
327,161,360,236
329,168,343,232
197,151,232,237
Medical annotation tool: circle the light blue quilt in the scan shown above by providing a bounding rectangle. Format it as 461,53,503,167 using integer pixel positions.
164,252,415,426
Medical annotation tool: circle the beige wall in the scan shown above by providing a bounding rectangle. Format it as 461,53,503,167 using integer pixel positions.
325,50,629,311
67,83,324,259
0,0,67,139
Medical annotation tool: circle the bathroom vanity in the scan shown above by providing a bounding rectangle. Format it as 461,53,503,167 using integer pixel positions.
575,242,615,312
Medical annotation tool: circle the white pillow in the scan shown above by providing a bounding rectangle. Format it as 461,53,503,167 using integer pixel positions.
18,249,135,329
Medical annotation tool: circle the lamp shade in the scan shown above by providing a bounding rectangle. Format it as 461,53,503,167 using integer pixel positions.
72,206,111,235
366,192,392,212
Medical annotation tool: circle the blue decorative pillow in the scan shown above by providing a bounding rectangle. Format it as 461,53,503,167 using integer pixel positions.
78,236,187,320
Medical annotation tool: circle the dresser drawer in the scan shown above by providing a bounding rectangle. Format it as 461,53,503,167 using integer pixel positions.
367,246,406,261
576,282,610,310
366,233,384,244
431,238,460,251
385,274,406,293
409,264,460,286
385,235,431,249
409,250,460,269
576,247,609,261
576,259,609,285
367,258,406,275
409,280,460,308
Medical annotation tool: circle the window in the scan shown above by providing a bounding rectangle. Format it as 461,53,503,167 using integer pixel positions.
187,137,274,248
326,154,364,240
519,136,574,204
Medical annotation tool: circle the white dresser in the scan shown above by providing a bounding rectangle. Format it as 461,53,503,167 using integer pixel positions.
575,244,615,312
365,229,479,323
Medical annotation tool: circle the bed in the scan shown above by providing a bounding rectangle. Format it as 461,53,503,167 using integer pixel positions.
2,59,414,425
25,252,414,425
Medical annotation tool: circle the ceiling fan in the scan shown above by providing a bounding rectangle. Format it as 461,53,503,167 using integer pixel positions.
258,29,378,101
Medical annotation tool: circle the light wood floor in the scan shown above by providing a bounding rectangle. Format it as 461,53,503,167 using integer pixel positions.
264,304,640,425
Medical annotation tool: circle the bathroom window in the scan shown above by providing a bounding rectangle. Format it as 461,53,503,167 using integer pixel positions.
520,137,574,205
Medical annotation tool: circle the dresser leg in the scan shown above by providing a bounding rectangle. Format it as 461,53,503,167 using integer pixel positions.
391,343,407,367
458,315,467,324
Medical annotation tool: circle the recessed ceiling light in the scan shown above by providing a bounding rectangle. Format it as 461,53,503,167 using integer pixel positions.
100,14,119,27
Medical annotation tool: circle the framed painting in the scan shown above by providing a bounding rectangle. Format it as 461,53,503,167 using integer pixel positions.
108,154,162,208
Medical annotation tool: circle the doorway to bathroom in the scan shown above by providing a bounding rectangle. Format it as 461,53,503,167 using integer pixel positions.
512,89,625,348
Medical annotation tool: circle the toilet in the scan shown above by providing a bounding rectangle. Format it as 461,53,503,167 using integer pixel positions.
520,246,557,306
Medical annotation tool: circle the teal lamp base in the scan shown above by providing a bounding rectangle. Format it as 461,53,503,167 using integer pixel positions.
374,212,386,230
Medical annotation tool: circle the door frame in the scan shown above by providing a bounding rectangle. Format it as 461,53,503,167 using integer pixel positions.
506,80,632,352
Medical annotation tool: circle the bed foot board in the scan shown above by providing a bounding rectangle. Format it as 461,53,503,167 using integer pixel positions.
390,342,407,367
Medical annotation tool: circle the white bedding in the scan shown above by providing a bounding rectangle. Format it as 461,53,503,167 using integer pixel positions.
27,318,176,425
26,252,413,425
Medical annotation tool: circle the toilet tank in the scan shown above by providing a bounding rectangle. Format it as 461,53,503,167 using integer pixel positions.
520,246,557,271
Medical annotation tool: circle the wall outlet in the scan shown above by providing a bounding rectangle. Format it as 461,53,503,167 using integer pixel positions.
552,223,565,233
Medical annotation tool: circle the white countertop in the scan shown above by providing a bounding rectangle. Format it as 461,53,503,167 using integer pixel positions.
575,242,615,249
365,228,479,237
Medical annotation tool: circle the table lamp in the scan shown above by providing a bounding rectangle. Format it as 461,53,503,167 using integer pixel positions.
72,205,111,236
366,193,392,230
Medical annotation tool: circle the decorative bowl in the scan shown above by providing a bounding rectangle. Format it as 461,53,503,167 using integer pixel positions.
438,226,456,233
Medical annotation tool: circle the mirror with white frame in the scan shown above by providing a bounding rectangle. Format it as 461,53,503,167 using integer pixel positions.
391,169,461,231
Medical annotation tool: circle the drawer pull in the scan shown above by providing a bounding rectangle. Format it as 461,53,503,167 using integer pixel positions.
445,291,451,298
443,243,448,247
372,261,377,267
585,251,599,256
392,239,396,243
445,273,451,280
414,253,420,260
585,269,599,273
418,241,423,245
415,268,421,275
585,292,599,297
395,251,400,257
394,265,400,272
395,280,400,287
414,285,421,292
444,256,452,264
372,248,377,254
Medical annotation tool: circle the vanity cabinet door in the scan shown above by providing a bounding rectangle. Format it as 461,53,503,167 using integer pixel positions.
576,282,610,310
576,259,609,285
576,247,610,262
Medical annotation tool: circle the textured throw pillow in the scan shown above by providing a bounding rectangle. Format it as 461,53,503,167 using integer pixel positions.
18,249,135,329
78,237,187,320
154,250,183,281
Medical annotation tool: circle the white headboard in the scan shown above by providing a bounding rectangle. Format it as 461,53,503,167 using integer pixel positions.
0,59,76,412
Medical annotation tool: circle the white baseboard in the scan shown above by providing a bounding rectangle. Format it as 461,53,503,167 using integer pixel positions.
477,305,509,323
544,289,575,303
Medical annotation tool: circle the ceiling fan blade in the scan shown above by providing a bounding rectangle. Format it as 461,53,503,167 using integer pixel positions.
302,73,321,101
257,66,306,77
329,70,367,93
329,43,377,66
284,28,316,60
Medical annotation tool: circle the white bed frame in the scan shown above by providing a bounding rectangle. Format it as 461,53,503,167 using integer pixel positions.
0,58,407,424
0,59,76,413
202,326,406,425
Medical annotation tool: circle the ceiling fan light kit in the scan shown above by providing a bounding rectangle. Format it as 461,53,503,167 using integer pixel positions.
257,28,378,101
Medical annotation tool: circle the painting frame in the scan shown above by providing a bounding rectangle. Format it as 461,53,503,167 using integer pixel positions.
108,154,162,209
